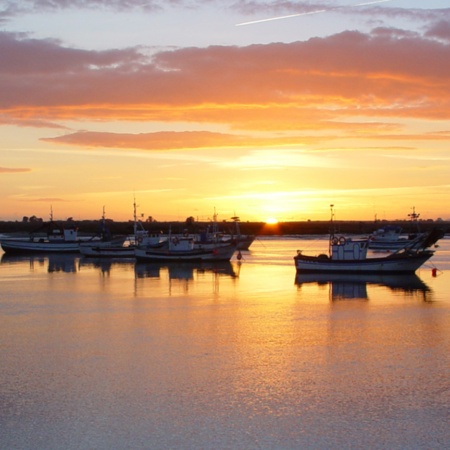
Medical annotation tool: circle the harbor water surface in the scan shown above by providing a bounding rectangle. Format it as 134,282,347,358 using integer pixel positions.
1,237,449,449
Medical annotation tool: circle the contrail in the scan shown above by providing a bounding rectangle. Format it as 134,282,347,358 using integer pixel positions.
236,0,394,26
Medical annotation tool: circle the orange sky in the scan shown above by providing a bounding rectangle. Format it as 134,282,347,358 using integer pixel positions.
1,1,450,223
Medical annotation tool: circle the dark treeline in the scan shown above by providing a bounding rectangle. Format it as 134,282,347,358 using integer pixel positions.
0,219,448,236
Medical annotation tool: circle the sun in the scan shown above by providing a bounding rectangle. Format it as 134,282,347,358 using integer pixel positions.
265,217,279,225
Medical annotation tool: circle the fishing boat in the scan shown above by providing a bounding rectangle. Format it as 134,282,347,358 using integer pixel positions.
368,208,424,250
294,205,441,274
229,216,255,250
135,234,237,262
0,228,81,254
79,202,166,258
0,211,90,254
79,239,135,257
178,212,255,251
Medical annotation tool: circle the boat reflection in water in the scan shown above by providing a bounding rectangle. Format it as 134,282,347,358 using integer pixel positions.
135,261,239,280
295,273,432,301
135,261,240,295
78,257,135,276
0,253,79,273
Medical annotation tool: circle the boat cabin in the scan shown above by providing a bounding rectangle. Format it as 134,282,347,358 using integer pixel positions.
330,236,368,261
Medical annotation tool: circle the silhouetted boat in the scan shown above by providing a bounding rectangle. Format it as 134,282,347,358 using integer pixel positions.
135,235,237,262
294,206,442,274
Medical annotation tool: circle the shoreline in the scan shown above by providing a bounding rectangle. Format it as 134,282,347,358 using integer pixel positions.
1,219,448,237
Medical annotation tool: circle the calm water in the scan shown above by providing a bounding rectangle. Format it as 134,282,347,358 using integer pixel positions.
1,237,449,450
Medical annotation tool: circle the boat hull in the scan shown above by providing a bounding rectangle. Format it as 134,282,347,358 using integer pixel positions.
135,243,237,262
1,239,80,254
294,251,433,274
236,235,256,251
368,239,421,251
79,245,135,258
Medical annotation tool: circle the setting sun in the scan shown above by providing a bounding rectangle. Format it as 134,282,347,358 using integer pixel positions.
266,218,279,225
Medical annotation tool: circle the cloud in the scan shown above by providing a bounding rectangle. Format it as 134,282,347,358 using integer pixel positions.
40,130,310,150
41,127,450,152
2,0,449,25
0,0,163,19
426,20,450,42
27,197,66,202
233,1,449,23
0,32,145,76
0,113,67,128
1,27,450,135
0,167,31,173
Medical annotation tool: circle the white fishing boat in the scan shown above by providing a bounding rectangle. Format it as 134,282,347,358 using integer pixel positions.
79,202,166,258
0,210,91,254
1,229,81,254
368,225,425,250
135,234,237,262
368,208,424,250
294,206,441,274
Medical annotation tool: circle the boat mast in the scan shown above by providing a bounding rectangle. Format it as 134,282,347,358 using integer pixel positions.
133,196,137,237
329,204,335,256
231,214,241,238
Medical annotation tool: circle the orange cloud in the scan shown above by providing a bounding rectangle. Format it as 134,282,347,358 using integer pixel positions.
0,166,31,173
41,130,317,150
40,127,450,152
1,26,450,134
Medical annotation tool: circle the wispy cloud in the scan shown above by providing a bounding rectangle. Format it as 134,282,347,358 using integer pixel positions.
236,0,396,26
0,166,31,173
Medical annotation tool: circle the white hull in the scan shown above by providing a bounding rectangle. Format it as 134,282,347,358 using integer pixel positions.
1,239,80,254
368,238,423,251
294,251,433,273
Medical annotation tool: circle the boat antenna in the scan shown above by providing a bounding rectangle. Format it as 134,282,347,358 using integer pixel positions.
408,206,420,222
408,206,421,233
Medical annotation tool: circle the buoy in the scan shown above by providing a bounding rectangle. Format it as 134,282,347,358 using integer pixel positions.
432,268,437,277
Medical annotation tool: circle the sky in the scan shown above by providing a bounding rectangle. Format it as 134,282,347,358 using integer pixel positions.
1,0,450,224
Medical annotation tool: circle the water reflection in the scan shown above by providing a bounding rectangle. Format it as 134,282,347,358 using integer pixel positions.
1,253,79,273
295,273,432,301
135,261,240,296
135,261,239,280
78,256,135,276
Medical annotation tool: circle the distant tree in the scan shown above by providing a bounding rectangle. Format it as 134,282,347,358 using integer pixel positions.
185,216,195,225
22,216,29,223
